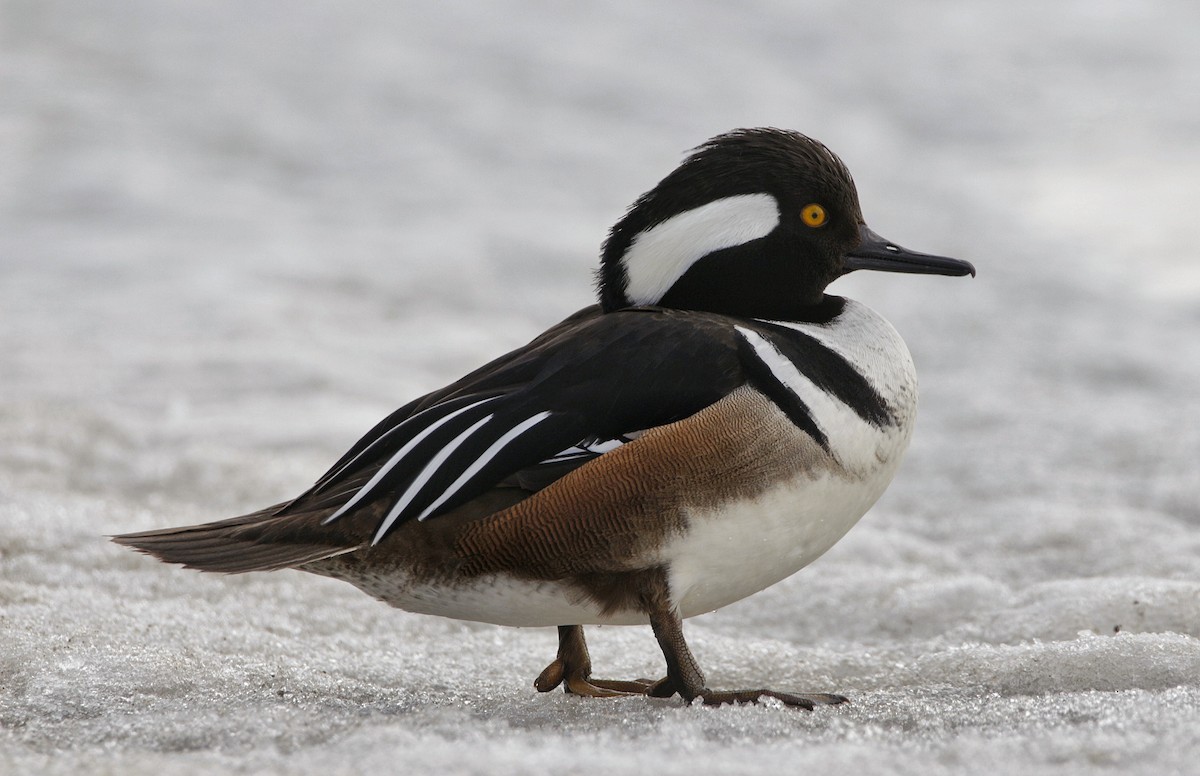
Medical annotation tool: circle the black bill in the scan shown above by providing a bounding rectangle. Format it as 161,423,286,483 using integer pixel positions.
843,225,975,277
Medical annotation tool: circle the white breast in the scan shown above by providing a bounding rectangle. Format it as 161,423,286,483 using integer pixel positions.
667,299,918,617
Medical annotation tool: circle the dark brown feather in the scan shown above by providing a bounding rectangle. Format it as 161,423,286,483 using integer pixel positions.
111,501,380,573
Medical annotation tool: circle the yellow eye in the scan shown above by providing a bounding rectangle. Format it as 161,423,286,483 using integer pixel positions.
800,203,827,228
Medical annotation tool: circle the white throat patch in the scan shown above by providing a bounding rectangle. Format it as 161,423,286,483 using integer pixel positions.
622,193,780,306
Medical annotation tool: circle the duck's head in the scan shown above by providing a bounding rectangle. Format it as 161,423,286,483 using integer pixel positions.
598,128,974,319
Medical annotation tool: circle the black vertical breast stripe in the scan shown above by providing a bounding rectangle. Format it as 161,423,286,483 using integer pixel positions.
736,334,830,451
751,321,894,428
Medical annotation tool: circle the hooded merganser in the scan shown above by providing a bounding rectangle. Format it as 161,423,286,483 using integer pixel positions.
115,128,974,708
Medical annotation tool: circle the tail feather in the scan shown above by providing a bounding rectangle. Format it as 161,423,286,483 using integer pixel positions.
113,485,530,575
111,502,370,574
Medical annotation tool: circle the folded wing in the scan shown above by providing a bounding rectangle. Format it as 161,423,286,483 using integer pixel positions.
280,307,745,544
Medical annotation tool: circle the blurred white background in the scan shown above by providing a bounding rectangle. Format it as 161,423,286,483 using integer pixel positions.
3,2,1199,774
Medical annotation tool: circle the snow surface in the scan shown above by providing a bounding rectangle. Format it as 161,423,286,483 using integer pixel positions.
3,1,1200,774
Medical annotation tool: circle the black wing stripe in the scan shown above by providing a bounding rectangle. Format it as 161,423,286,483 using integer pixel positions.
735,326,829,450
322,395,501,524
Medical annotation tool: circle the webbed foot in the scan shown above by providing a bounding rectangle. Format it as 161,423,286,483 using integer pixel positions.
534,625,655,698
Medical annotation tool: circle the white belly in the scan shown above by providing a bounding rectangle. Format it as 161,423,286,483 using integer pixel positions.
360,572,636,627
666,459,901,618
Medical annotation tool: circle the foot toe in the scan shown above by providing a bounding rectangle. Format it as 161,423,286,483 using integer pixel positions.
534,659,658,698
565,675,640,698
587,677,656,694
534,659,566,693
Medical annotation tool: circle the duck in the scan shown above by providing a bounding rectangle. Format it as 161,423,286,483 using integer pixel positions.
114,128,974,708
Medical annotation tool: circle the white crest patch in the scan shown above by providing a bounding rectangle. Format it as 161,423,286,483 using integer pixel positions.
622,193,780,305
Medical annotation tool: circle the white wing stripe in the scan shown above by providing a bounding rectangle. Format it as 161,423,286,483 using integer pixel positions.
539,432,645,464
371,413,495,544
322,396,499,524
415,411,555,522
538,452,592,465
320,396,490,487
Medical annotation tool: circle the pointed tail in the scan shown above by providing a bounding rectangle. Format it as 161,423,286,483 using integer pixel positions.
111,502,365,573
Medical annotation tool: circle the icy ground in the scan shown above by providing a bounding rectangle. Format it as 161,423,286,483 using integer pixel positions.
3,1,1200,774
